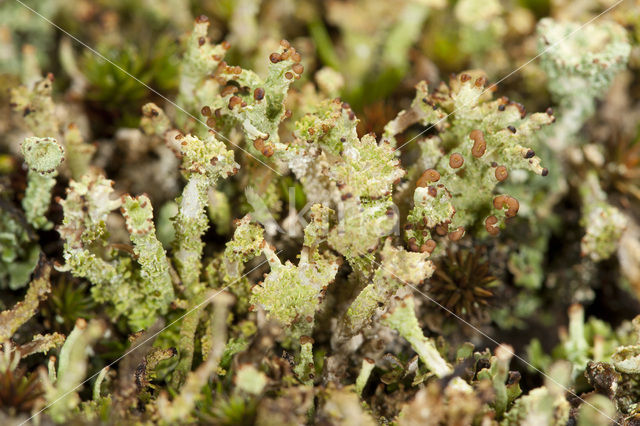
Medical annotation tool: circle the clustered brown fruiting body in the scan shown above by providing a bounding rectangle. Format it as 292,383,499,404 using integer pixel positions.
496,96,526,119
409,122,526,244
493,195,519,218
428,248,496,322
448,226,465,241
485,216,499,236
423,239,437,253
495,165,508,182
416,169,441,187
220,85,238,97
268,40,303,82
200,106,212,117
228,95,242,110
449,153,464,169
201,39,305,160
292,63,304,75
300,336,314,345
470,129,486,158
253,138,274,157
407,233,437,254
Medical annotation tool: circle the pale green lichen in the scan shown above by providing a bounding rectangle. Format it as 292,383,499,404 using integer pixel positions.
564,304,591,376
173,132,238,297
121,194,175,317
251,204,339,340
502,361,571,425
235,364,268,395
611,316,640,374
502,386,570,425
220,215,265,282
172,214,261,387
382,296,452,378
345,239,434,334
17,332,66,358
41,318,106,423
57,175,173,330
0,259,50,343
1,7,639,426
579,171,627,262
538,18,630,149
57,173,121,248
454,0,506,72
92,367,109,400
386,72,553,246
330,134,404,198
10,73,58,137
157,292,234,422
527,304,626,386
177,16,228,117
285,99,404,272
140,102,172,137
21,136,64,230
612,346,640,374
203,214,265,315
21,136,64,175
355,358,375,396
539,18,630,102
0,200,40,289
328,199,397,273
293,339,315,385
112,126,238,385
289,99,404,201
201,39,303,154
11,73,95,181
577,394,617,426
163,128,240,386
476,344,521,417
63,123,95,180
171,311,201,389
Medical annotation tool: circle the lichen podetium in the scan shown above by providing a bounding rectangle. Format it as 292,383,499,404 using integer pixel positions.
0,3,639,425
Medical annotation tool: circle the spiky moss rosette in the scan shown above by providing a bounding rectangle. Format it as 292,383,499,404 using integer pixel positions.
428,248,497,323
0,364,43,416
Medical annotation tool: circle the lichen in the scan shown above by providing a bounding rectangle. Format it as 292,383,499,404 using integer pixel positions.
20,136,64,230
1,4,640,425
0,259,51,343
